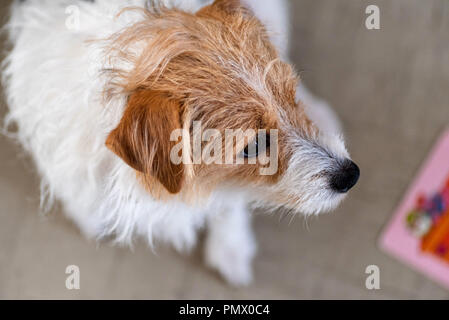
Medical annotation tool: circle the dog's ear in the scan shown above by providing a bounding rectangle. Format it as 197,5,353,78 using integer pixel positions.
106,90,184,194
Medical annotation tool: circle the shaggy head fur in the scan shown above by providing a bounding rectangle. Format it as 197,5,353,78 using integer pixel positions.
105,0,356,214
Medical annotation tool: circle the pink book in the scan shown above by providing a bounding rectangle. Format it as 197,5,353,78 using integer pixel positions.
380,129,449,290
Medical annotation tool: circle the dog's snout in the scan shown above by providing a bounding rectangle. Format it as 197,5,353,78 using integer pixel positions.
330,160,360,193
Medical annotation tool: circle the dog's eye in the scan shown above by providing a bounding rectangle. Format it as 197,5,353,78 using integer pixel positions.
242,134,270,158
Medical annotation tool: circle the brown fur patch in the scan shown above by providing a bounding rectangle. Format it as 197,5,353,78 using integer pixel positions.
106,90,184,194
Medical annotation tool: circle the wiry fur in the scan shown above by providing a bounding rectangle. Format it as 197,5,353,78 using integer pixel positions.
2,0,353,285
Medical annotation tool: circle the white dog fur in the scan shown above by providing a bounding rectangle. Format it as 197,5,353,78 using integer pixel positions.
3,0,348,286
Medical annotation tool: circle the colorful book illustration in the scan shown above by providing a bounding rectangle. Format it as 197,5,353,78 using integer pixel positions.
380,129,449,290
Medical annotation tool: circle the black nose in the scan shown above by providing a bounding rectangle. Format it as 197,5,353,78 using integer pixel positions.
330,160,360,193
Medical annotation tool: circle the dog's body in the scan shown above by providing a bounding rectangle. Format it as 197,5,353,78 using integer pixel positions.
3,0,358,285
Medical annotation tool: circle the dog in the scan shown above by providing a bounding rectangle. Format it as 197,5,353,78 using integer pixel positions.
2,0,359,286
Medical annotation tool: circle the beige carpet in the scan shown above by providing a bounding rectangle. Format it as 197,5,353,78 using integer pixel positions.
1,0,448,299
